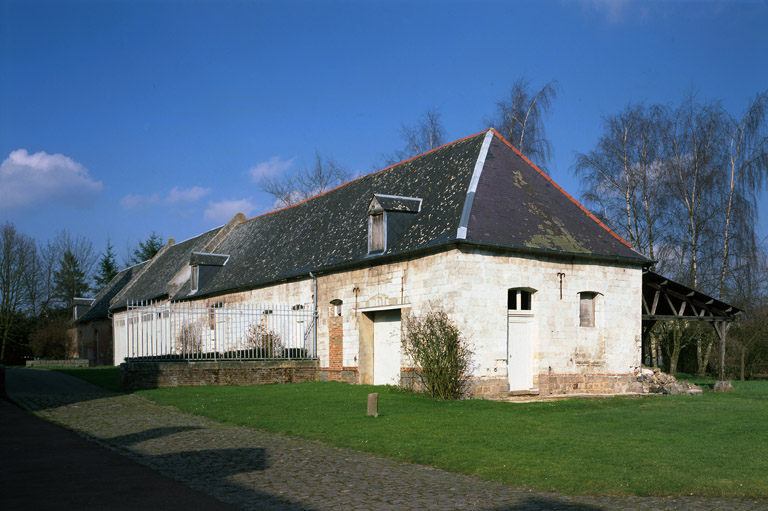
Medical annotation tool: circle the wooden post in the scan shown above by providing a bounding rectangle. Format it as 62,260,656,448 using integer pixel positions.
714,321,733,392
367,393,378,417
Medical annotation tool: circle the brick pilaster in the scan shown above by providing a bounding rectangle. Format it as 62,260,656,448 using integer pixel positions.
328,316,343,382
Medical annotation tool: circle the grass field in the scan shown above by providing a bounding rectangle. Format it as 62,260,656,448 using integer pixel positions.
52,367,768,497
50,366,122,392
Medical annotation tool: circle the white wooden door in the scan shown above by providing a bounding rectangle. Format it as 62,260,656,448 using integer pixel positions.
508,315,534,391
373,309,401,385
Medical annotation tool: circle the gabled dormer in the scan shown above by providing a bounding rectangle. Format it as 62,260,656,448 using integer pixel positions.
189,252,230,295
367,194,422,256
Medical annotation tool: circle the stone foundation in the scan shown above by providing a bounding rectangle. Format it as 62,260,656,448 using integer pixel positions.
535,373,642,395
26,359,89,368
318,367,359,383
468,377,510,398
121,359,319,390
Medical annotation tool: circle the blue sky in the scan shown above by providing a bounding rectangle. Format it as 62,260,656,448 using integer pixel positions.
1,0,767,265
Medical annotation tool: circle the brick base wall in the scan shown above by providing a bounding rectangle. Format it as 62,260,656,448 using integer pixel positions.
121,359,320,390
536,373,642,395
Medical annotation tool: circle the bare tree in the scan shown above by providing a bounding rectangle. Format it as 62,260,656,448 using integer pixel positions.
573,103,668,262
261,152,350,209
384,108,447,165
0,222,37,362
574,90,768,377
490,78,559,170
718,91,768,299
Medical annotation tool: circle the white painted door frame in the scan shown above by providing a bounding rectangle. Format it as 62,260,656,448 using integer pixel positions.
373,309,402,385
507,313,535,391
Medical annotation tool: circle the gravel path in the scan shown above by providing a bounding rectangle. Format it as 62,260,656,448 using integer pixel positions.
6,369,766,511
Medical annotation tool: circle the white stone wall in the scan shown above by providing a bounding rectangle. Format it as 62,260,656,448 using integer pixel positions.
116,247,643,388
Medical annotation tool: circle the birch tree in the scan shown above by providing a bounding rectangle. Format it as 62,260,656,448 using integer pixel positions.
384,108,447,165
490,78,559,170
261,152,350,209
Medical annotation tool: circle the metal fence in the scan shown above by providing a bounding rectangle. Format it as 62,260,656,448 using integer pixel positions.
124,299,317,361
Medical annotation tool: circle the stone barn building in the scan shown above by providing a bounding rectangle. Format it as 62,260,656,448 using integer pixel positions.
101,129,665,396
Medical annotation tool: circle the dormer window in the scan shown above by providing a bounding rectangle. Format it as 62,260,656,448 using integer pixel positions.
190,265,199,293
367,194,422,256
187,252,229,296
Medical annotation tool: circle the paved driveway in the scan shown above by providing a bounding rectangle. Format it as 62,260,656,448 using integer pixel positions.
3,369,765,511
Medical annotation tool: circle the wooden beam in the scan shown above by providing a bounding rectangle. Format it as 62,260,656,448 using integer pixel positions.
651,290,660,316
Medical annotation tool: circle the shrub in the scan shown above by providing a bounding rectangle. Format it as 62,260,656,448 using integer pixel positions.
402,308,472,400
175,320,204,356
245,323,283,358
30,317,76,359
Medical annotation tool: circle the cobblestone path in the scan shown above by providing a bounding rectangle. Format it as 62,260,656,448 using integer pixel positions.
7,370,766,511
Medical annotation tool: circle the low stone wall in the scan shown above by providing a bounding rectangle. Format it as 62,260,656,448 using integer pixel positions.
535,373,643,395
26,359,89,368
121,359,320,390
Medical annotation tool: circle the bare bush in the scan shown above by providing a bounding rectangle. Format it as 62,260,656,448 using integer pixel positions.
176,320,204,356
402,309,472,400
245,322,283,358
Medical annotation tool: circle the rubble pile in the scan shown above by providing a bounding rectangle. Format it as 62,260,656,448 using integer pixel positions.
641,368,703,396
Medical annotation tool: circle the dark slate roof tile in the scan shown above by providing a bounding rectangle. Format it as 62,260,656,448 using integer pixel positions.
466,136,647,261
180,133,488,298
110,227,223,308
76,262,149,323
117,130,649,305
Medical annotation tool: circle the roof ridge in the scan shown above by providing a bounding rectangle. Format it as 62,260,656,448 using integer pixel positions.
241,129,490,225
488,128,633,249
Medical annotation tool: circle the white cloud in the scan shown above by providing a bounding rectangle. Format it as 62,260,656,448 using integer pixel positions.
248,156,295,182
204,198,257,223
564,0,634,24
121,186,211,210
166,186,211,204
0,149,103,210
120,193,159,209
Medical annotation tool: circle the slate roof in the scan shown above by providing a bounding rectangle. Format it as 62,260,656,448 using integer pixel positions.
465,134,644,259
110,129,650,306
75,261,148,323
110,227,223,308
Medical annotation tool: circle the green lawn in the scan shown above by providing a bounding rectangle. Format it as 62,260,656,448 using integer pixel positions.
54,367,768,497
50,366,123,392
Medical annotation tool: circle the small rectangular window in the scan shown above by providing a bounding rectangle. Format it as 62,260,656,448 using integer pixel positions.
580,292,596,327
369,213,385,253
508,289,532,311
507,289,517,310
190,266,199,293
520,290,531,311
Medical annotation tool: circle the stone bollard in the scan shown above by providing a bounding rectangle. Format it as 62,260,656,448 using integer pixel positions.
713,380,733,392
367,393,378,417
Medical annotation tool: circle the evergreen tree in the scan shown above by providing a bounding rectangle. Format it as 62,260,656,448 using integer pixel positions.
130,232,164,264
54,249,90,311
94,238,119,291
